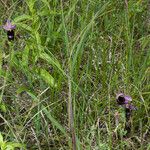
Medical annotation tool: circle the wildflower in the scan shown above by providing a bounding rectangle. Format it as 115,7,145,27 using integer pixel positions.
2,20,16,31
116,93,132,105
116,93,137,136
2,20,16,41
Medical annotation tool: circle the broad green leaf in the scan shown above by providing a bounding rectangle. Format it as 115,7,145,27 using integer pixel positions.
40,52,63,74
16,23,33,32
0,133,3,143
6,142,26,149
14,15,32,22
39,52,67,77
35,32,41,45
39,69,57,88
0,103,7,113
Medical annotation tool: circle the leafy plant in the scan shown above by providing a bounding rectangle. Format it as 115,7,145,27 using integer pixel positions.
0,133,25,150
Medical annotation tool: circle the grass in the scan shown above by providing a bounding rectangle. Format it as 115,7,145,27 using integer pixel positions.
0,0,150,149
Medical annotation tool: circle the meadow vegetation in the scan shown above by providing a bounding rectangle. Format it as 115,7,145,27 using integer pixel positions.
0,0,150,149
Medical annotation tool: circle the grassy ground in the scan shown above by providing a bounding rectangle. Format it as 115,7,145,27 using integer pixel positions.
0,0,150,149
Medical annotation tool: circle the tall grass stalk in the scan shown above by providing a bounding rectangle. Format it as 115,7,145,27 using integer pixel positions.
61,1,76,149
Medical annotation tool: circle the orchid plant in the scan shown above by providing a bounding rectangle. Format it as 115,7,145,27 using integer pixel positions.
116,93,136,136
2,20,16,41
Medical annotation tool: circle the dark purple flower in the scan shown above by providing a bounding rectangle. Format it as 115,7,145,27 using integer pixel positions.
2,20,16,31
116,93,137,136
116,93,132,105
2,20,16,41
7,31,15,41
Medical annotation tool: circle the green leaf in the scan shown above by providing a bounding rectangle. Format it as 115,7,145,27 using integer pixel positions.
14,15,32,22
16,86,30,94
0,103,7,113
16,23,33,32
26,0,37,14
39,69,57,88
42,106,68,137
35,31,41,45
40,52,61,68
0,133,4,143
6,142,26,149
39,52,66,77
